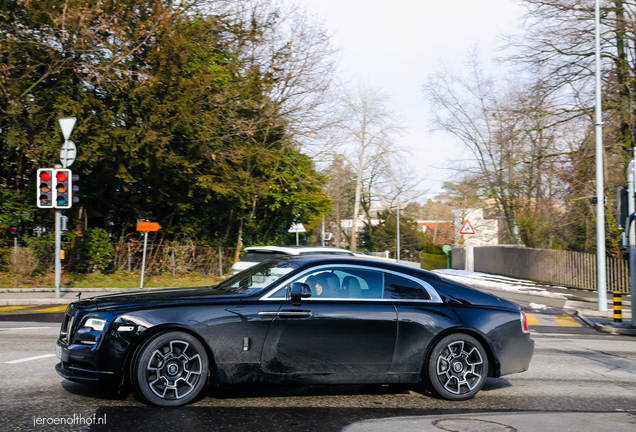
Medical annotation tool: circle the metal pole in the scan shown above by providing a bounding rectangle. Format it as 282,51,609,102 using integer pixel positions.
296,231,299,246
63,140,69,169
322,216,325,247
55,210,61,298
128,242,131,272
219,246,223,277
140,231,148,289
396,204,400,262
595,0,608,311
13,237,17,266
630,156,636,327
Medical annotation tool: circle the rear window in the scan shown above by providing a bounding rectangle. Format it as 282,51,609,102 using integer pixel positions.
383,273,431,300
241,251,286,263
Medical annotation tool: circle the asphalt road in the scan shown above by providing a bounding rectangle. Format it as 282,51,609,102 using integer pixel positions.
0,292,634,432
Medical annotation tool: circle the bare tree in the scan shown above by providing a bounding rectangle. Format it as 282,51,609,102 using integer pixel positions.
424,54,579,245
327,84,405,253
505,0,636,157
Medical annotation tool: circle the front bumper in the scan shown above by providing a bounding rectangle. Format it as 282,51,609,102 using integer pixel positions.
55,341,119,386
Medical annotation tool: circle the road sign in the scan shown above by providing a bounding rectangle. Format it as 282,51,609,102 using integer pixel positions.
60,140,77,167
288,223,306,233
136,221,161,232
58,117,76,140
459,220,475,235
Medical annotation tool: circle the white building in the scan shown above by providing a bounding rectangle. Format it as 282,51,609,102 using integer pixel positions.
452,207,518,246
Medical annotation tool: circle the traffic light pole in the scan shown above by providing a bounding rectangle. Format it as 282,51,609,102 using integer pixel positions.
55,209,61,298
54,163,64,299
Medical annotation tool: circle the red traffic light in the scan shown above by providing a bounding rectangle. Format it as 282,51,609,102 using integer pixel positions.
39,172,51,181
56,172,67,181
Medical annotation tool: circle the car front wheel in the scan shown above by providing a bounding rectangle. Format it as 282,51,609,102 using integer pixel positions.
427,333,488,401
132,331,208,407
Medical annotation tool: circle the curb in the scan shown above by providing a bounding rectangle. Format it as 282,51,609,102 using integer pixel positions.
0,288,133,293
575,310,636,336
0,298,72,306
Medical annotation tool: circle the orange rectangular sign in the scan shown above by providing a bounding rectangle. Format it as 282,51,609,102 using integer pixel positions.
136,221,161,232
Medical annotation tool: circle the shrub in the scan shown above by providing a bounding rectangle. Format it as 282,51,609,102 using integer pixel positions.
81,228,114,273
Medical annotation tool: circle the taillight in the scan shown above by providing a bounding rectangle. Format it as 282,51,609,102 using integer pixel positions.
521,311,529,333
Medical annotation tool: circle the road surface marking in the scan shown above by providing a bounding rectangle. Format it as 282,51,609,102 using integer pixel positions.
32,305,67,312
0,305,32,311
526,313,582,327
5,354,56,364
0,326,52,331
552,315,582,327
526,313,540,326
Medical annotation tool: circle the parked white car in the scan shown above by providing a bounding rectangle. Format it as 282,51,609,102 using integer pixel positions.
231,246,354,275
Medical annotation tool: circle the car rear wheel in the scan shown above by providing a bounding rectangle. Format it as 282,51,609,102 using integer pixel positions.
132,331,208,407
427,333,488,401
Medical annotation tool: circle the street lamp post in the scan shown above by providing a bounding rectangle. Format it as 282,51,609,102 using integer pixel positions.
595,0,608,312
396,203,400,262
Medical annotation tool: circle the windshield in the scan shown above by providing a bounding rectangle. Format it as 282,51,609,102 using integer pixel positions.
211,260,300,294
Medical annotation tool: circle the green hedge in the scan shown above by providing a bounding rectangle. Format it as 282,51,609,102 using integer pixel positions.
421,253,448,271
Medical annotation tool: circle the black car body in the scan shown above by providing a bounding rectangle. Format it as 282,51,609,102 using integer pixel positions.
55,256,534,406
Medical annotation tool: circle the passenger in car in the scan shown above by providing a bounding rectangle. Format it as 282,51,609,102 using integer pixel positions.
318,272,340,297
342,276,361,298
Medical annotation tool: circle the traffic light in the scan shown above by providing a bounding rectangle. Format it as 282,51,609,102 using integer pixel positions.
37,169,54,208
54,168,72,209
72,173,80,204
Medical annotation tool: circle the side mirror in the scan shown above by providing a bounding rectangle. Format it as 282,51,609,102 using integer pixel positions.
288,282,311,306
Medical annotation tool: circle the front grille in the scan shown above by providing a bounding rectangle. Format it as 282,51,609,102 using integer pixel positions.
59,314,75,345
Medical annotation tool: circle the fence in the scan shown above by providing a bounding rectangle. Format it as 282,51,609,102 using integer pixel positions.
1,238,232,276
112,240,228,276
452,246,630,293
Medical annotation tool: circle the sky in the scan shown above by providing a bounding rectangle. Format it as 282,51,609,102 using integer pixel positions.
297,0,526,198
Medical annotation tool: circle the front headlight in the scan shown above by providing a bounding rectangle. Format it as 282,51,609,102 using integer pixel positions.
84,318,106,332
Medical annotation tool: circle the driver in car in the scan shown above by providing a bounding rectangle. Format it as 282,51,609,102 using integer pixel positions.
306,274,329,297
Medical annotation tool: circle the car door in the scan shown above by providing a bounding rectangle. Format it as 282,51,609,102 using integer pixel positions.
259,266,397,376
382,271,455,375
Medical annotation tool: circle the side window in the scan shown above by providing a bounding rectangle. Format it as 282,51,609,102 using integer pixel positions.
383,273,431,300
334,269,383,299
269,267,384,299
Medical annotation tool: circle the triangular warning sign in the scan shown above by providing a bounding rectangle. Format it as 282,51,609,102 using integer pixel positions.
459,220,475,235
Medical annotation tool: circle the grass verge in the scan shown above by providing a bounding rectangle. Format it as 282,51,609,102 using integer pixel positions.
0,272,225,289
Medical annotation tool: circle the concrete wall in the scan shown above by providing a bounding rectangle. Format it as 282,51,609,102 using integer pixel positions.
452,248,465,270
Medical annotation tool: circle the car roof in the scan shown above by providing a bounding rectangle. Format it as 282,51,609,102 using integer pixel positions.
265,254,442,281
243,246,354,255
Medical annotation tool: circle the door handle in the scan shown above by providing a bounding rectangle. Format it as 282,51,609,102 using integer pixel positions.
257,311,313,318
278,311,313,318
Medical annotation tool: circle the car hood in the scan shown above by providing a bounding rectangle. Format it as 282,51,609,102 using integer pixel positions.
84,286,248,311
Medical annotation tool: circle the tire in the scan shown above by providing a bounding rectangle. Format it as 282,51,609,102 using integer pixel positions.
132,331,209,407
427,333,488,401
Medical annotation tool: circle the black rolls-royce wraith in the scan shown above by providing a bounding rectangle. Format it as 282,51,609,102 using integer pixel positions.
55,255,534,406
